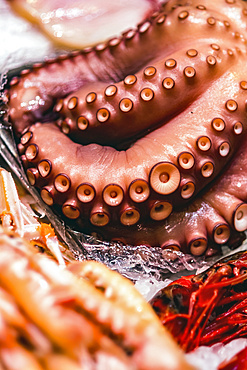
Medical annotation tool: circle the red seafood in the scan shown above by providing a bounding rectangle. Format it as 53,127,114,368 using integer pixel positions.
150,251,247,353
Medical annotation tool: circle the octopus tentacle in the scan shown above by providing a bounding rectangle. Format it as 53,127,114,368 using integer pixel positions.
202,149,247,233
56,41,242,146
18,56,247,229
8,0,247,134
98,138,247,255
5,0,247,255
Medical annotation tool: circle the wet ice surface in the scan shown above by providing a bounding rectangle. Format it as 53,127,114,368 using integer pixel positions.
186,338,247,370
1,1,247,368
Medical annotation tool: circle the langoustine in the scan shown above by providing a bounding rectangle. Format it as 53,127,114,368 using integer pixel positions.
0,227,194,370
4,0,247,256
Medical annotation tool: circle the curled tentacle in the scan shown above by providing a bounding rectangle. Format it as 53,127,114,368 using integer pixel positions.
5,0,247,255
56,41,241,146
94,139,247,254
7,0,247,134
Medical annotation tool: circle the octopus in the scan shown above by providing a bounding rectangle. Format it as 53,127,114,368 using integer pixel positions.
5,0,247,256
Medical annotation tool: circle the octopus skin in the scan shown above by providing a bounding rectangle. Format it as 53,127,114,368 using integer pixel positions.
5,0,247,256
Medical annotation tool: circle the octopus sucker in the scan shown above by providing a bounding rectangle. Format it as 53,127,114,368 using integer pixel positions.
5,0,247,255
42,41,245,147
102,135,247,251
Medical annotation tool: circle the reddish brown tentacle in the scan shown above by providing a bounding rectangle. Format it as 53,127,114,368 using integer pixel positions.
7,0,247,136
52,41,245,147
5,0,247,255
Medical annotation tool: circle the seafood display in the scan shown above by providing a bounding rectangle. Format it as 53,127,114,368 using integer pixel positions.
0,227,194,370
0,164,78,265
4,0,247,256
151,251,247,353
2,0,247,368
